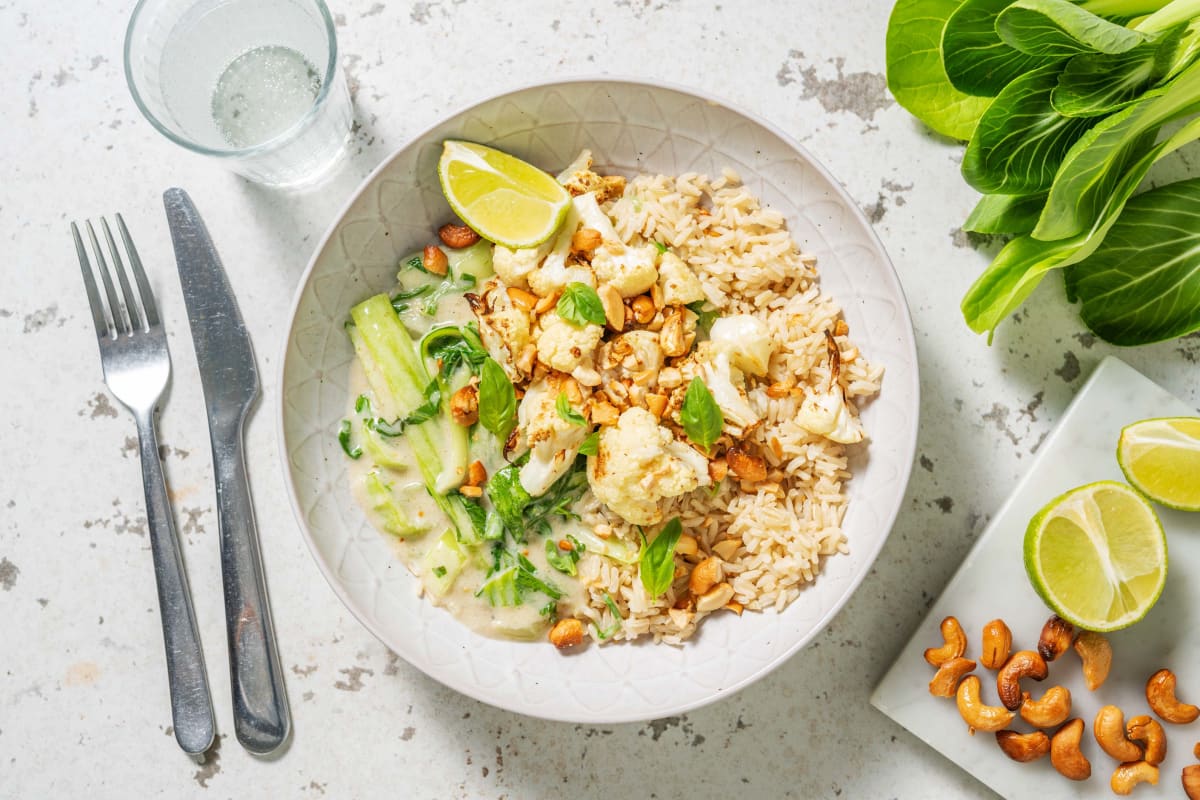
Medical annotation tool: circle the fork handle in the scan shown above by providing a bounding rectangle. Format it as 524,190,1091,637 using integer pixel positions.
212,419,291,754
136,413,217,756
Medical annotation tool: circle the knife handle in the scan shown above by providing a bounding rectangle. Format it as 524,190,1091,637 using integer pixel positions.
212,420,291,754
136,412,217,756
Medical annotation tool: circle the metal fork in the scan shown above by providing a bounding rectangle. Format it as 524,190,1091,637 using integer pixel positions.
73,216,217,756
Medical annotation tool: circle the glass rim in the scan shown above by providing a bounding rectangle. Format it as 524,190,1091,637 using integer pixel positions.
123,0,341,160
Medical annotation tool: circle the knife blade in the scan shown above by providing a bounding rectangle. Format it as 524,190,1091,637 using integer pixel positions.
165,187,291,755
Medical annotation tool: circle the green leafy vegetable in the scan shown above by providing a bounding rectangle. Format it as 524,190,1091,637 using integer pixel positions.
477,357,517,440
997,0,1152,57
556,282,606,327
887,0,1200,344
639,517,683,598
485,463,533,533
886,0,995,139
962,63,1100,194
556,392,587,426
943,0,1064,96
680,377,723,452
338,419,362,459
1071,178,1200,344
578,431,600,456
963,192,1048,234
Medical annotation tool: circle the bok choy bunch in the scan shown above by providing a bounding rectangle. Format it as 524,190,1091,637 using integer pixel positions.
887,0,1200,345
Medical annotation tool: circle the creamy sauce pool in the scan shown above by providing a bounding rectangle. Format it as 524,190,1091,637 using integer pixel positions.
345,294,590,641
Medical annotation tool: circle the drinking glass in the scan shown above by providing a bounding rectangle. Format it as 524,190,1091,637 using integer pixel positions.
125,0,352,187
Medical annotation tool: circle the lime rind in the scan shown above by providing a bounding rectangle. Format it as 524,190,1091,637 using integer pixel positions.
1024,480,1167,632
1118,416,1200,512
438,140,570,249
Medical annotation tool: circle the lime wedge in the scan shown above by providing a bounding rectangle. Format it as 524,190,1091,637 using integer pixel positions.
1024,481,1166,632
1118,417,1200,511
437,140,570,249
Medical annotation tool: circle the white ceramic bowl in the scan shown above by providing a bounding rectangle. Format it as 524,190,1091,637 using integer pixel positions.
278,78,919,723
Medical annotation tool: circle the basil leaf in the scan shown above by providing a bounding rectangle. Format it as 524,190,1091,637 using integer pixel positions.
556,282,606,327
578,431,600,456
478,357,517,440
680,377,723,452
639,517,683,598
545,538,581,576
556,392,587,426
338,419,362,459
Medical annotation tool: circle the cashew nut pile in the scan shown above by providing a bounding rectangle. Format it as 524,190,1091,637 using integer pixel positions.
922,613,1200,796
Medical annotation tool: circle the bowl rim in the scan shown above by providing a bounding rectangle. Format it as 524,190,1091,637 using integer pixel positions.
275,74,921,722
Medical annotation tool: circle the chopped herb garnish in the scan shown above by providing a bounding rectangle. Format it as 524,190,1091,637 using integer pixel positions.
556,282,606,327
539,600,558,618
653,240,669,254
338,419,362,459
432,566,447,578
354,394,371,414
638,517,683,598
594,592,624,639
680,377,723,452
556,392,587,426
390,284,433,313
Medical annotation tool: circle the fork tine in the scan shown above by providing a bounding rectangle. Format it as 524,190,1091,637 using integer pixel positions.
116,213,159,328
86,220,130,336
72,221,112,339
101,218,142,333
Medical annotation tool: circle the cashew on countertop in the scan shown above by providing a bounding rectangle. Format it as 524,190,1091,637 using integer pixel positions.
1050,718,1091,781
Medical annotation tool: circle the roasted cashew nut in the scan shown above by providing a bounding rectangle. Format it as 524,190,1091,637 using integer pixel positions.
1037,615,1075,663
995,729,1050,762
1050,718,1091,781
1074,630,1113,691
980,619,1012,671
1147,668,1200,724
1126,715,1167,766
929,657,976,698
1020,685,1071,729
925,616,967,667
1111,761,1159,796
1183,764,1200,800
1095,705,1145,763
996,650,1048,710
956,675,1015,733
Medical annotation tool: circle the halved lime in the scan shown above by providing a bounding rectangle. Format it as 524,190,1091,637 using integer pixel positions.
1024,481,1166,632
437,140,570,249
1118,417,1200,511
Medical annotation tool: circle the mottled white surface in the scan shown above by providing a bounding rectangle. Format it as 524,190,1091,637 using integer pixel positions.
2,1,1199,798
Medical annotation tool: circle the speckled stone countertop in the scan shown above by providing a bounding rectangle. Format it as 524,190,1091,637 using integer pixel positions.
3,1,1198,798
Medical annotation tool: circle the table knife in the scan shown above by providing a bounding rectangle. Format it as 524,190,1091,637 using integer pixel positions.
164,187,291,755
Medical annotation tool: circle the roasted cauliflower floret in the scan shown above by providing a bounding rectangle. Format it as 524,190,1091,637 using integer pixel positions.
517,375,591,497
591,241,658,298
467,279,532,381
555,149,626,204
596,330,663,384
492,241,551,289
587,407,711,526
657,252,706,307
797,387,866,444
696,344,759,430
709,314,772,376
534,312,603,373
